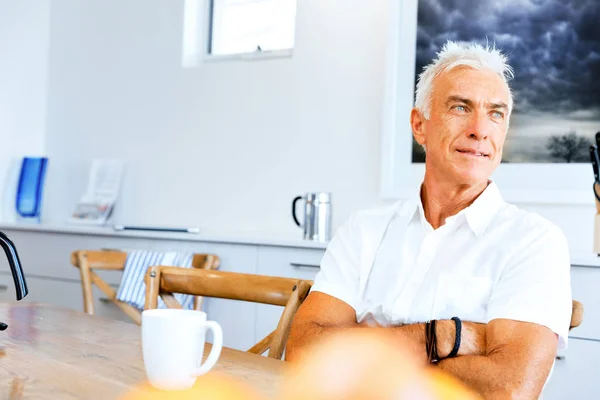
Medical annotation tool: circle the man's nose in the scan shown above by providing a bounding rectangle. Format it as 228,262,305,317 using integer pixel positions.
467,112,491,140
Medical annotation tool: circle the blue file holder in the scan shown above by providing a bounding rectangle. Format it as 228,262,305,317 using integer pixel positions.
15,157,48,222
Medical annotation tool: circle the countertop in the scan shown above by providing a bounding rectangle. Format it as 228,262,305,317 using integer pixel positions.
0,221,598,266
0,222,329,250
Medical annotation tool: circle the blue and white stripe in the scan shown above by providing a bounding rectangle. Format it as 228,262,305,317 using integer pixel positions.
116,250,195,310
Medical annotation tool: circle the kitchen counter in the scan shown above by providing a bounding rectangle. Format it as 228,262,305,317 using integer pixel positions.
0,222,329,250
1,221,597,265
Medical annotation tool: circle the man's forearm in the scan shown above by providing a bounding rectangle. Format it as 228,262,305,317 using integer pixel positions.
371,323,429,363
437,356,508,398
379,323,548,398
286,320,360,361
379,321,479,363
436,322,557,399
377,320,486,363
286,321,430,363
286,319,485,363
437,354,543,399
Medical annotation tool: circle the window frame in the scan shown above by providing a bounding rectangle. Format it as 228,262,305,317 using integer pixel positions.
204,0,296,62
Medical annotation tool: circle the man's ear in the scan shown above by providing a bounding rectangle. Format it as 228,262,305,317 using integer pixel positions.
410,108,426,146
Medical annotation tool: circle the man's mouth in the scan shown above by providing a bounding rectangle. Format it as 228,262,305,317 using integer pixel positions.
456,149,490,158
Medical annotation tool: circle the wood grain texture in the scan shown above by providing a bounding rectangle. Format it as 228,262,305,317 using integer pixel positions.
150,268,306,306
76,252,95,315
0,303,285,399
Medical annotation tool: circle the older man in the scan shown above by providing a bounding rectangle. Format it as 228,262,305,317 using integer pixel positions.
286,40,572,399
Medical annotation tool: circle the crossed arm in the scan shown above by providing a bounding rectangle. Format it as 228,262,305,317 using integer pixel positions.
286,292,558,399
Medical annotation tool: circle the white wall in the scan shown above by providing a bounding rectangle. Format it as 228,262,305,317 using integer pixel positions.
0,0,51,219
42,0,386,236
2,0,597,263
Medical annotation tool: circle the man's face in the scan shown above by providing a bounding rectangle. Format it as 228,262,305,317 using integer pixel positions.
412,66,511,186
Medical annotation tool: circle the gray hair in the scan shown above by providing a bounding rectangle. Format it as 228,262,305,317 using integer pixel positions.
414,40,515,120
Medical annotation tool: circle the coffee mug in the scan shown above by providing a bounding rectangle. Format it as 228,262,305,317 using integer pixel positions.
141,309,223,390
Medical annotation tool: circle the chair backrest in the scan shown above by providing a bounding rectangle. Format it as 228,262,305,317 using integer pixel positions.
144,267,313,360
71,250,220,325
570,299,584,331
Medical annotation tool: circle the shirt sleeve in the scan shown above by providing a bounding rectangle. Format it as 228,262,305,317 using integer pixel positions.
486,224,572,351
310,214,360,310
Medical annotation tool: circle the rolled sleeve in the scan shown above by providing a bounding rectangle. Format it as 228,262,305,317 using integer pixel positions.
487,225,572,351
311,216,360,310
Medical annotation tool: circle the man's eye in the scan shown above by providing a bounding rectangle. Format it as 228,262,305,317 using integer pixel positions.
491,111,504,119
454,105,466,112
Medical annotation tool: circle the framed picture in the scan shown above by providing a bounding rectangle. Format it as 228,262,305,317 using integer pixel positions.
380,0,599,205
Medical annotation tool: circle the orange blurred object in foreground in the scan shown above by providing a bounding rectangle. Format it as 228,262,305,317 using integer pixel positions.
282,329,479,400
425,368,480,400
121,330,478,400
118,372,264,400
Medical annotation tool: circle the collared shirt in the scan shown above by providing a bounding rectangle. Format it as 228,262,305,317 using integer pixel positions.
311,182,572,351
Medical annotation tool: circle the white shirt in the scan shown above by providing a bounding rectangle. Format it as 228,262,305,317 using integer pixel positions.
311,182,572,351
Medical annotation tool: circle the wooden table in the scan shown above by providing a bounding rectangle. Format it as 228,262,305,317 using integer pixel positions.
0,303,285,399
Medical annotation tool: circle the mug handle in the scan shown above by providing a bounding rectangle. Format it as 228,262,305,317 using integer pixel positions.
292,196,303,227
193,321,223,376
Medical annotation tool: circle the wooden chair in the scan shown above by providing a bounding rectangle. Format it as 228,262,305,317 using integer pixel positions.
570,299,584,331
71,250,220,325
144,267,313,360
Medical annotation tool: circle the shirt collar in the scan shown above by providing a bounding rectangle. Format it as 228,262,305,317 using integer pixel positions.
399,181,505,236
463,181,505,236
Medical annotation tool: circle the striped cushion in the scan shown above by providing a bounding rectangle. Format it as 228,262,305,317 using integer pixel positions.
116,250,194,310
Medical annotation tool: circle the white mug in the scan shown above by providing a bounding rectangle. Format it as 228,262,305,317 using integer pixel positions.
141,309,223,390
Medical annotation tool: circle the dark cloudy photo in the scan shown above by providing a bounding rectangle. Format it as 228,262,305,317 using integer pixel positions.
412,0,600,163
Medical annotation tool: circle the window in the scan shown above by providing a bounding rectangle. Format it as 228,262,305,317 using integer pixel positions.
208,0,297,56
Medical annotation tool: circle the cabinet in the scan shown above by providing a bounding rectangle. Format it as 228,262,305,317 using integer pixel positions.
542,338,600,399
0,272,132,323
3,229,139,284
254,246,324,351
541,266,600,398
570,267,600,340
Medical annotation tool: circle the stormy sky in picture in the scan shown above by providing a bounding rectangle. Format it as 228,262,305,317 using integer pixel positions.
413,0,600,163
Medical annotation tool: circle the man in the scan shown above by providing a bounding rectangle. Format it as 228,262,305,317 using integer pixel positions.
286,40,572,399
